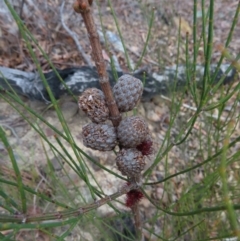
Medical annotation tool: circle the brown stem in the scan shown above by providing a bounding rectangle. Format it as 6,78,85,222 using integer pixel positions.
0,182,139,224
73,0,121,127
73,1,142,238
131,203,143,240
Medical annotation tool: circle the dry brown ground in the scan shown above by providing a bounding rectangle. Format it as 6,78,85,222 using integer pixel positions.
0,0,239,70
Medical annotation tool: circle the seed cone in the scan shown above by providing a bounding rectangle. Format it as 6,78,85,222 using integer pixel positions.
117,116,149,148
113,74,143,112
116,148,146,177
78,88,109,123
82,123,117,151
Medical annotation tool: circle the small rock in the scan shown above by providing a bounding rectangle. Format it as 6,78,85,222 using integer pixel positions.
60,101,78,120
50,156,63,171
4,129,11,136
29,100,48,112
142,102,155,111
146,109,160,122
155,186,169,204
152,95,164,106
136,103,145,117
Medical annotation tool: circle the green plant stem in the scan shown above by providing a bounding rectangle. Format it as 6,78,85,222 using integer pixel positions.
0,127,27,213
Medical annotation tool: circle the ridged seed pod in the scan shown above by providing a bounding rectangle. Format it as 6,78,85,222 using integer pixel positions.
117,116,149,148
116,148,146,177
78,88,109,123
113,74,143,112
82,123,117,151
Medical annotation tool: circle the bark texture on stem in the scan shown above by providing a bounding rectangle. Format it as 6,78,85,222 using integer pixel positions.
131,203,143,240
74,0,121,127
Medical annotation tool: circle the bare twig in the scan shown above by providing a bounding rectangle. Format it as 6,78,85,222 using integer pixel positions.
60,0,92,67
131,203,143,240
19,0,25,19
0,123,20,145
0,182,138,223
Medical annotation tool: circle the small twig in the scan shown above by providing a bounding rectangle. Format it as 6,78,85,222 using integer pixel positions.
33,177,44,209
19,0,25,19
0,182,138,223
160,94,227,121
131,203,143,240
0,123,20,145
73,0,121,127
60,0,92,67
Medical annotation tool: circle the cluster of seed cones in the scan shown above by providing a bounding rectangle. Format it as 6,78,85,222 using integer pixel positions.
78,74,153,180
